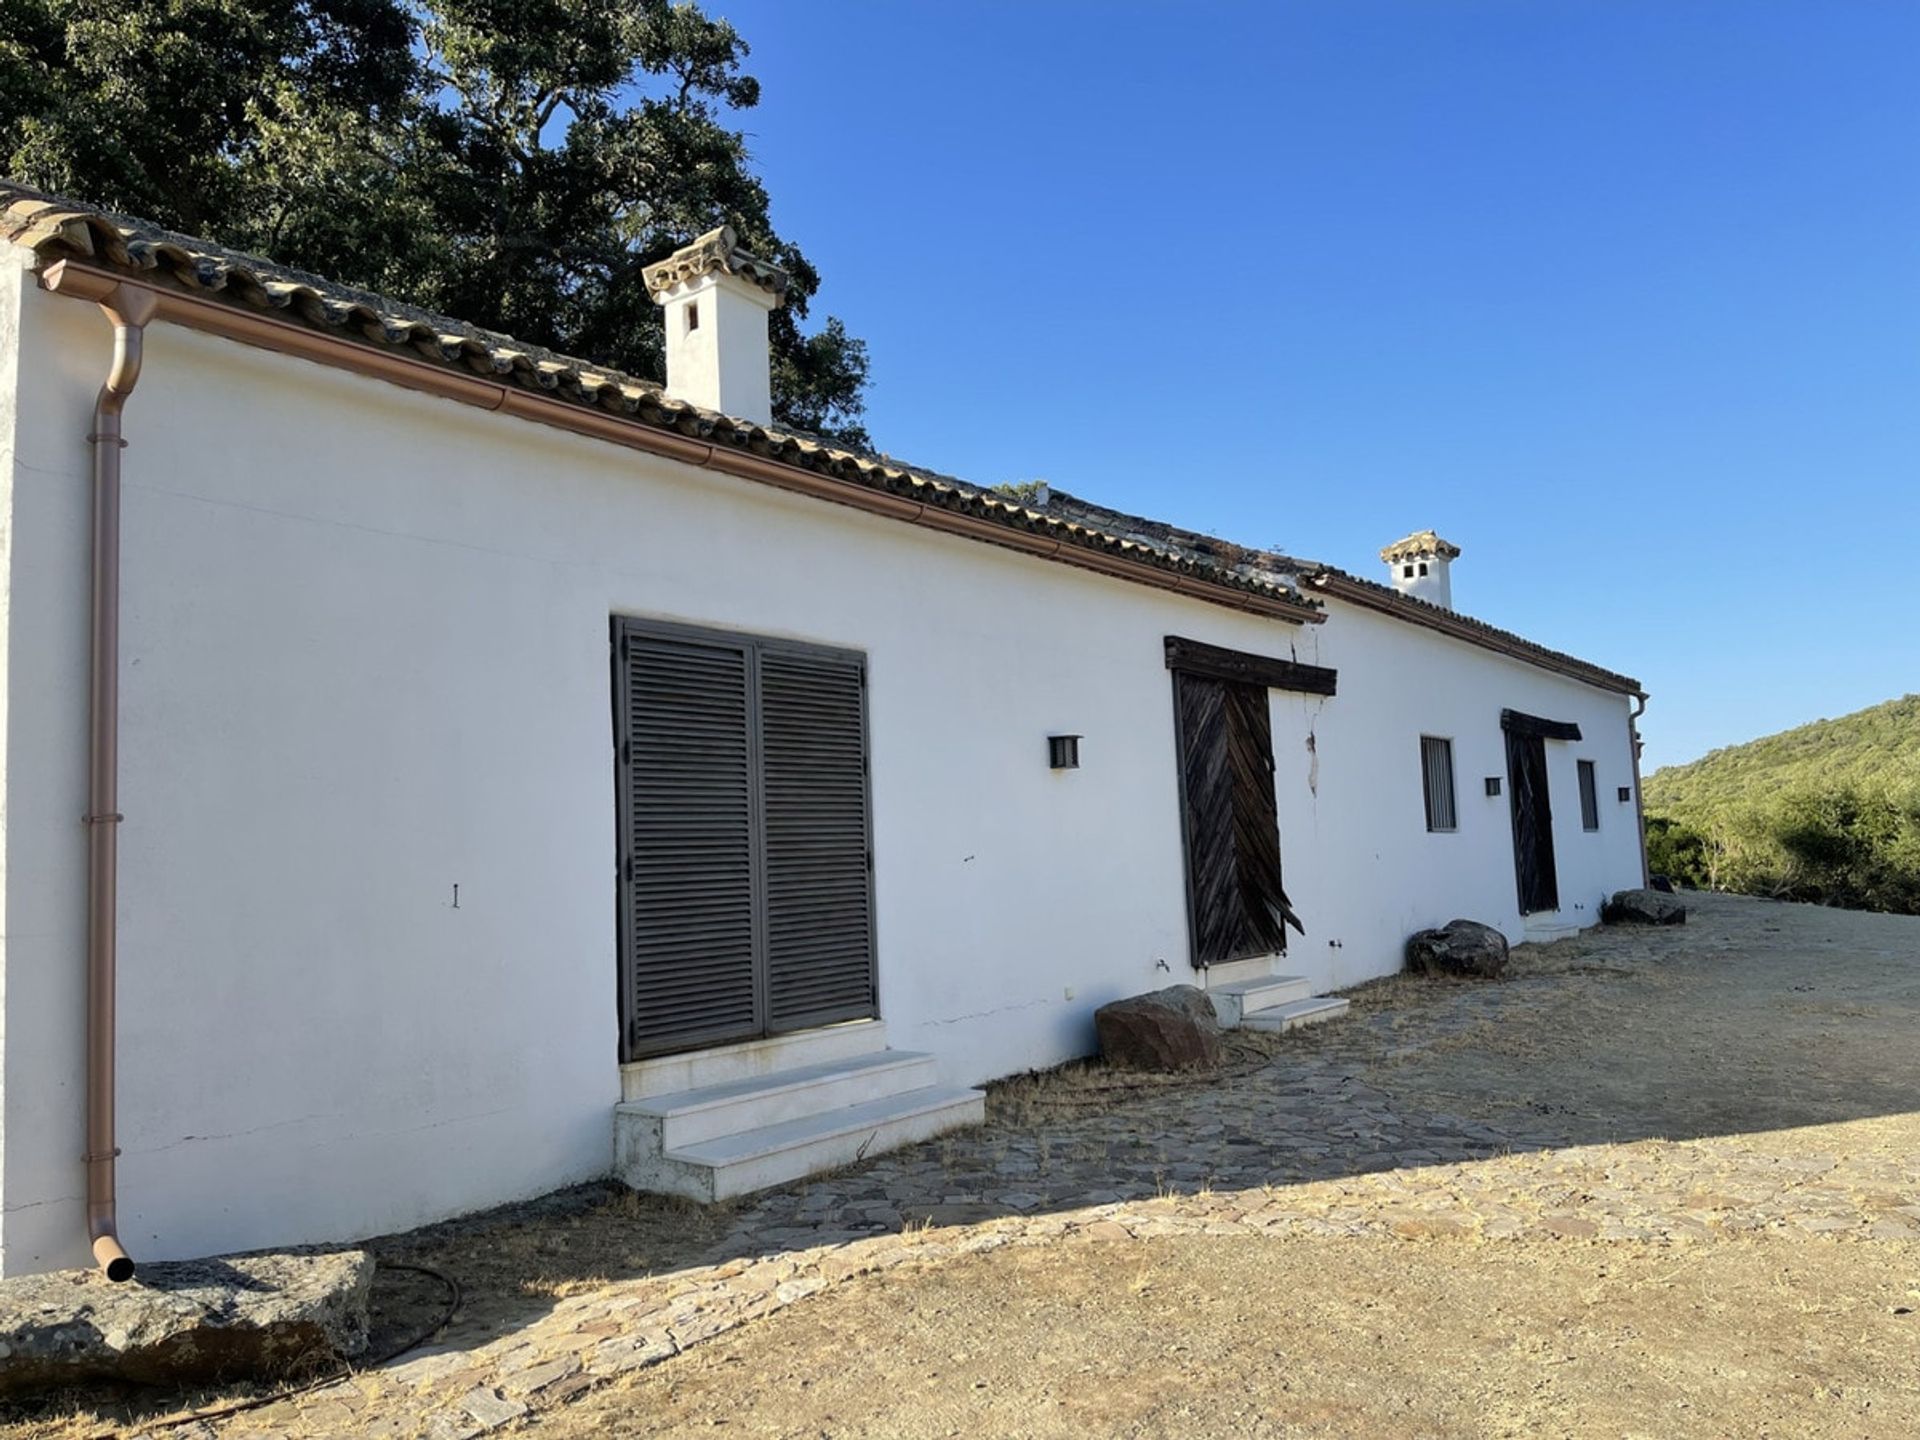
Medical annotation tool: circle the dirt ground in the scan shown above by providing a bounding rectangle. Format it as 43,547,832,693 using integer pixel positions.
595,1233,1918,1438
545,892,1920,1438
5,892,1918,1438
1359,891,1920,1147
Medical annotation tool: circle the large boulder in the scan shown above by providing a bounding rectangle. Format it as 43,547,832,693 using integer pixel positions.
1095,984,1222,1071
1602,888,1687,925
0,1249,374,1398
1405,919,1510,979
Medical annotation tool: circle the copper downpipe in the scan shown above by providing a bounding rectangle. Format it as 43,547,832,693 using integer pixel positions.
83,283,156,1282
1630,691,1651,888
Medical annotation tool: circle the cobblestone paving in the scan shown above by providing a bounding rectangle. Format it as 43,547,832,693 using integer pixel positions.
154,895,1920,1439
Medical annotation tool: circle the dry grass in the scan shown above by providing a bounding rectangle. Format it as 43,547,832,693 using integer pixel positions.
986,1028,1293,1127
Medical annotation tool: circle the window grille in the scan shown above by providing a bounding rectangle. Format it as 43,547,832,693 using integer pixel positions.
1421,736,1457,832
1578,759,1600,831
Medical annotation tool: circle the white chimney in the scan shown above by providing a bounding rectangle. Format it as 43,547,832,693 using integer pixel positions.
643,226,789,426
1380,530,1461,609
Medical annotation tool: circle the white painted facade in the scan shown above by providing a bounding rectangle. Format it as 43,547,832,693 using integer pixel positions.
0,247,1644,1275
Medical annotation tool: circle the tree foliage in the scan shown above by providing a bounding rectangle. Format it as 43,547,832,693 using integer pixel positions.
0,0,870,442
1643,695,1920,914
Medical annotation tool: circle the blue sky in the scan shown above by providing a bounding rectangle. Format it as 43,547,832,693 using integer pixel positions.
710,1,1918,771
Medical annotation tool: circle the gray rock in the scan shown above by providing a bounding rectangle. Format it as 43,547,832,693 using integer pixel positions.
1602,888,1687,925
1405,919,1510,979
1095,985,1222,1071
0,1249,373,1397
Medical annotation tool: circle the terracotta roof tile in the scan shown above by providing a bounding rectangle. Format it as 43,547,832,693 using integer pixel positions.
0,181,1318,622
1044,492,1639,695
641,225,788,301
1306,568,1642,694
1380,530,1461,562
0,181,1642,702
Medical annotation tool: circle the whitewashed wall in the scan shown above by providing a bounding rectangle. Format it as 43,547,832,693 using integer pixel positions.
0,252,1643,1273
1270,602,1642,991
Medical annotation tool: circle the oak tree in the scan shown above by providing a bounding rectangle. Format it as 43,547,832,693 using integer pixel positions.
1,0,870,441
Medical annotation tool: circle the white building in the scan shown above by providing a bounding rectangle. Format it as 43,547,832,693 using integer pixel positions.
0,187,1648,1278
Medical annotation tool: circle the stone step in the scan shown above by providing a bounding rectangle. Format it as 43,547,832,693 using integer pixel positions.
617,1049,941,1150
1522,918,1583,945
621,1018,889,1102
628,1085,986,1204
1205,975,1313,1025
1235,995,1352,1033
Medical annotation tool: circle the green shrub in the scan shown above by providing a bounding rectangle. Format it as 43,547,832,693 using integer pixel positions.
1644,783,1920,915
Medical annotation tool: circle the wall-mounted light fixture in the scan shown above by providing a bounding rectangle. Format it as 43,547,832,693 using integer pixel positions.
1048,734,1082,770
1617,786,1633,803
1484,776,1502,797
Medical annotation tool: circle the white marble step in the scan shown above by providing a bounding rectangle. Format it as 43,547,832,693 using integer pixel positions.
1206,975,1313,1025
1235,995,1351,1033
621,1018,889,1101
1522,917,1583,944
618,1049,939,1149
635,1085,985,1204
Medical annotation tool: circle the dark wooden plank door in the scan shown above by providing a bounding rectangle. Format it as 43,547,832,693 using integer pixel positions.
1506,729,1559,914
1175,672,1297,965
1177,672,1248,964
1224,681,1291,957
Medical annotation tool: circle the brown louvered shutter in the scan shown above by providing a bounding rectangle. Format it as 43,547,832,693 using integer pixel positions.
616,628,760,1058
760,647,876,1032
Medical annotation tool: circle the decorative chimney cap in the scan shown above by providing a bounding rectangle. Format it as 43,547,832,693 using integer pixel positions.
1379,530,1462,564
642,225,789,304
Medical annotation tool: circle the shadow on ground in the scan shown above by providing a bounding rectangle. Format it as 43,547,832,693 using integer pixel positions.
7,891,1918,1435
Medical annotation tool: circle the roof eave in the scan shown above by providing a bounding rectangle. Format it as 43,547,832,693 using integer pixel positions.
1307,570,1643,697
34,256,1323,626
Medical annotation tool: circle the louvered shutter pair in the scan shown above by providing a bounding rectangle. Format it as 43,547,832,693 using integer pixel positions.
614,622,876,1060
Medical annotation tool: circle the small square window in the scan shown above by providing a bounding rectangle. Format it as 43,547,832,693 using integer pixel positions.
1402,564,1414,579
1417,562,1428,576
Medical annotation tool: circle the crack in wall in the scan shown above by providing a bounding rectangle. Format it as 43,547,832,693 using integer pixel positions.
920,997,1052,1028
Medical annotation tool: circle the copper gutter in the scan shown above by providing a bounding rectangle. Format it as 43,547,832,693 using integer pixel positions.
1306,571,1641,696
37,261,1321,626
80,280,157,1282
1629,691,1651,886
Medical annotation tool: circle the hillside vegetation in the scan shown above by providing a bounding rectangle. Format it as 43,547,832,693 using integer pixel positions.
1643,695,1920,914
